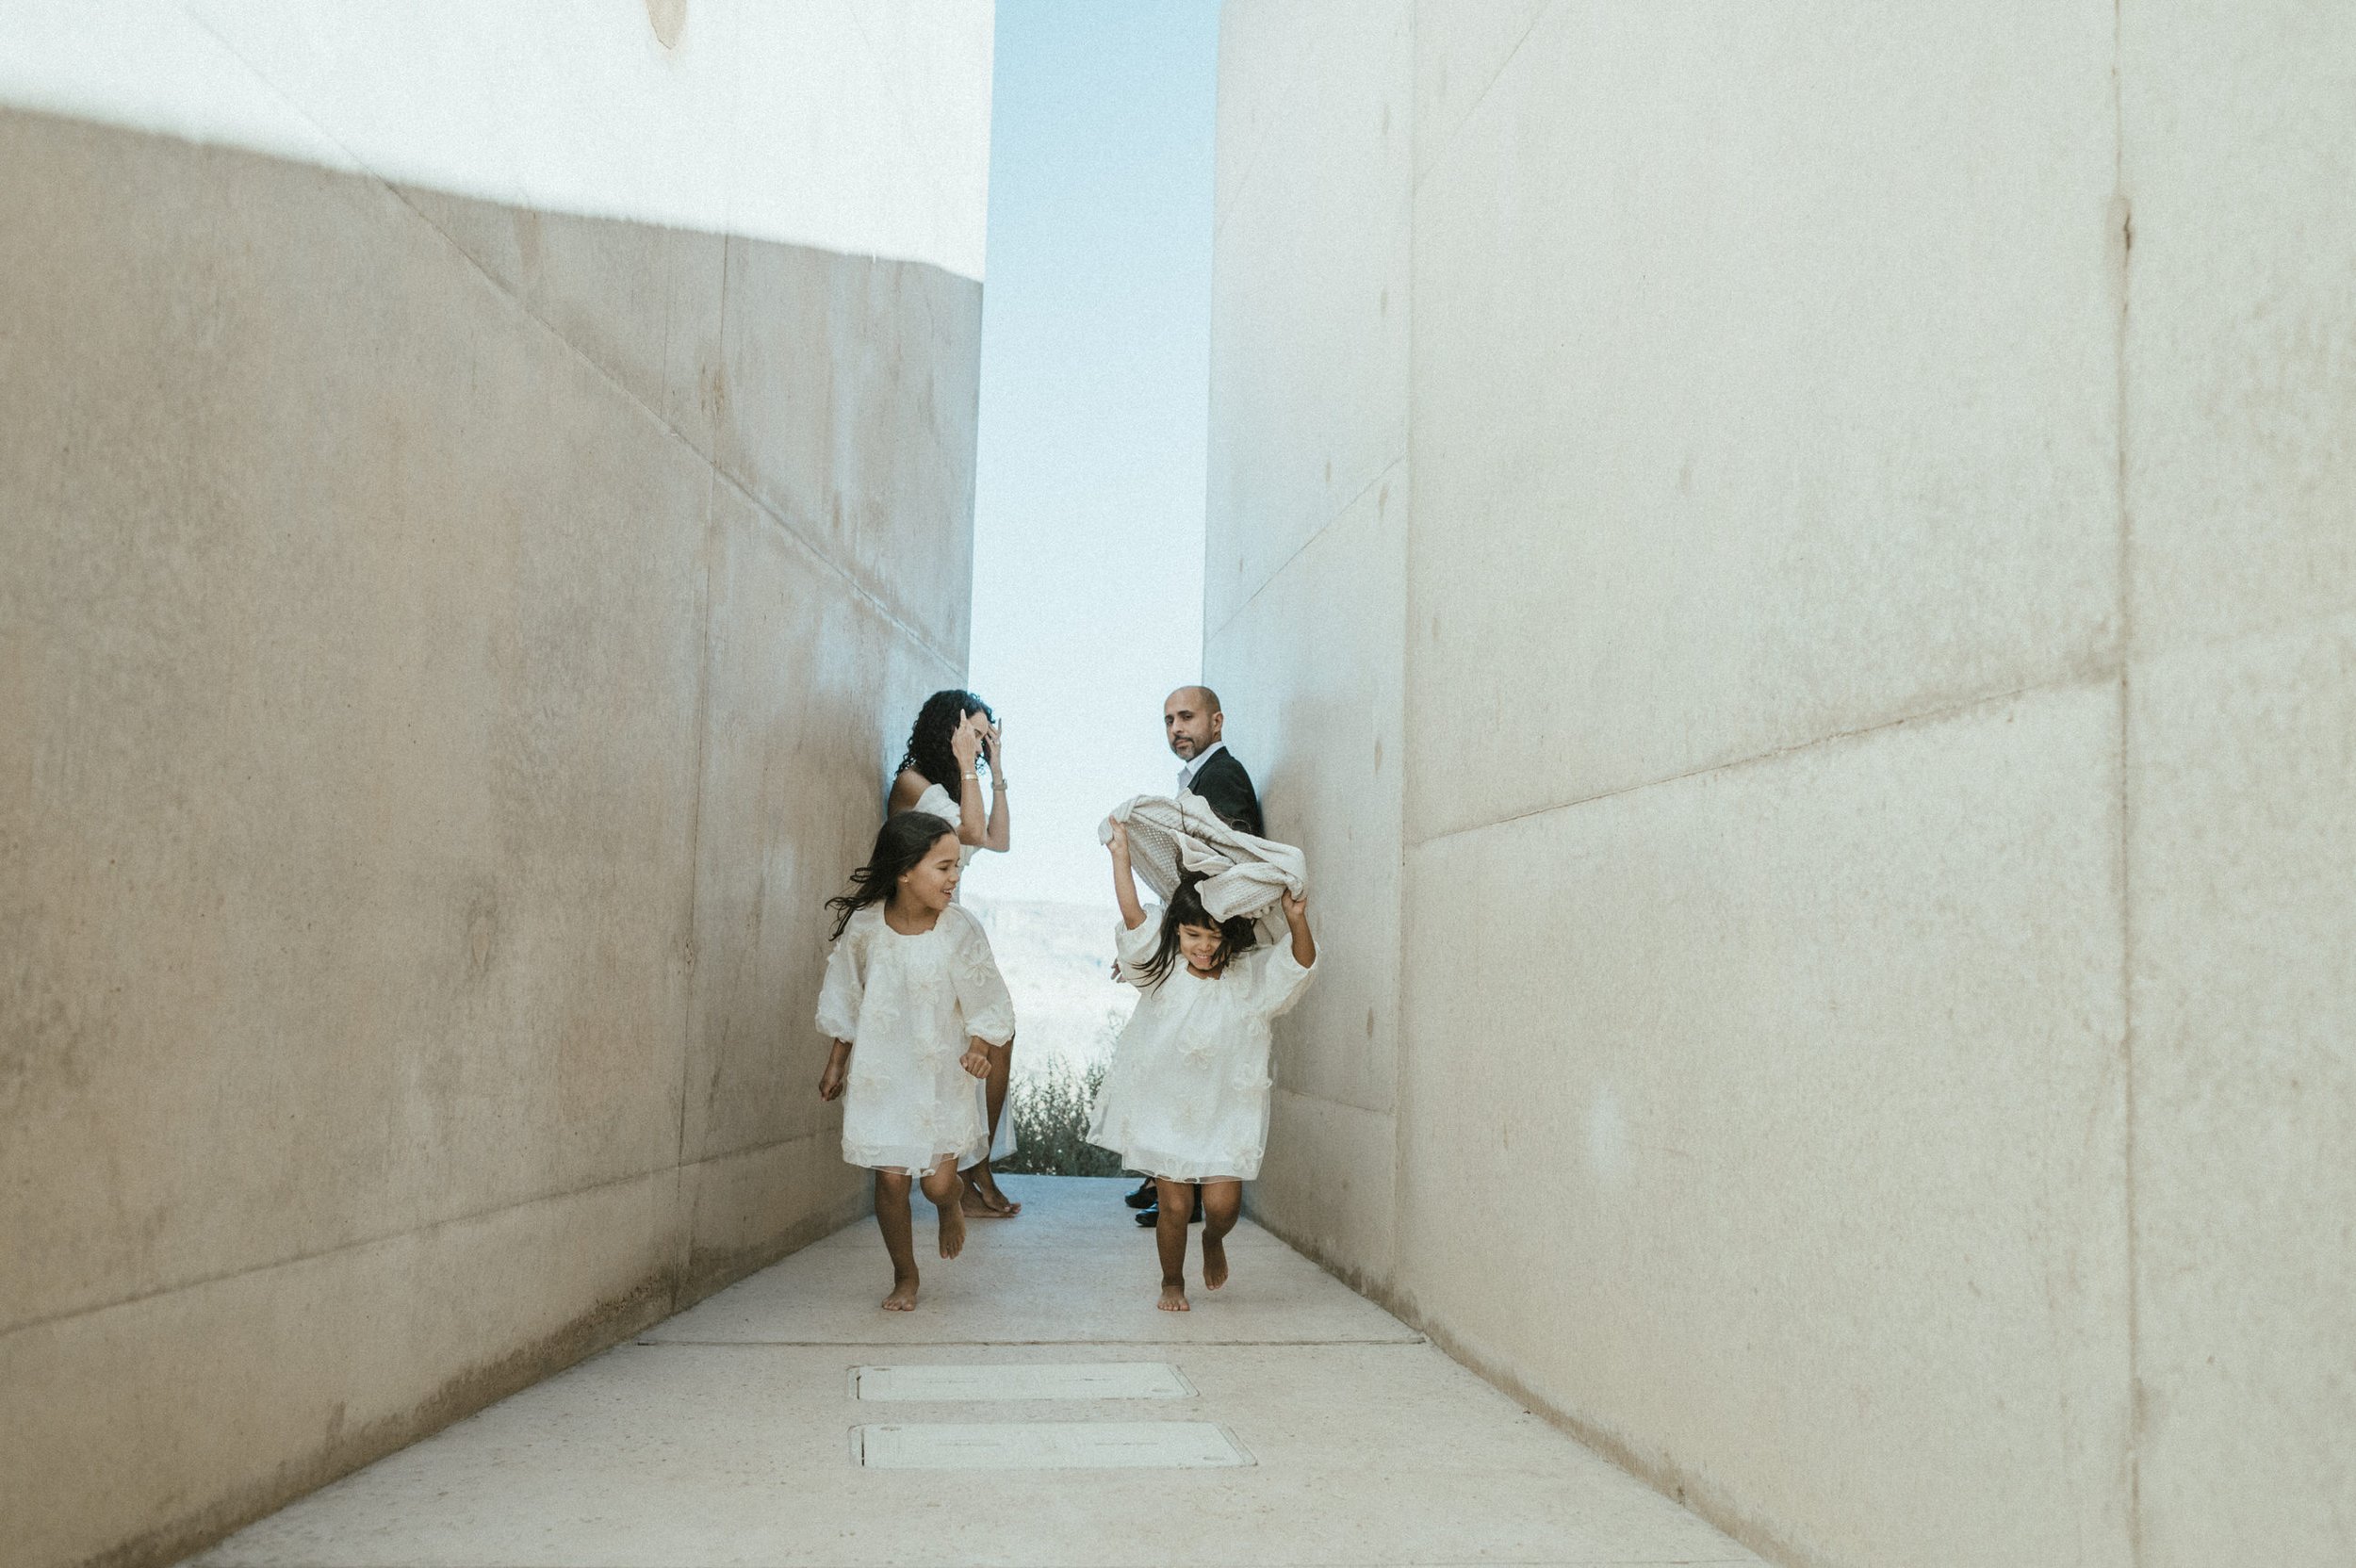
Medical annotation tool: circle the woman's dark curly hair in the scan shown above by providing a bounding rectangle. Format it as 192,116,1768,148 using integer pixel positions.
1135,872,1260,989
897,689,995,808
827,811,958,940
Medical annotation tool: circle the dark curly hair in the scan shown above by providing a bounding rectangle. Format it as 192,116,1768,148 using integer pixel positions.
826,811,959,941
897,689,995,808
1135,872,1260,989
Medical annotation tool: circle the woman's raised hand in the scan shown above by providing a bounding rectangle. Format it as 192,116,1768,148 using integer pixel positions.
1281,887,1309,923
1105,818,1130,858
950,719,981,772
982,719,1004,776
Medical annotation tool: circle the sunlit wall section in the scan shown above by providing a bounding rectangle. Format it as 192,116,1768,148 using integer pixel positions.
0,7,992,1567
1203,0,1412,1293
1208,2,2356,1566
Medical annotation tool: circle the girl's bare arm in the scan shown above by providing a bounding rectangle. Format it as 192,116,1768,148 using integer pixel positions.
1281,889,1316,968
1107,820,1148,930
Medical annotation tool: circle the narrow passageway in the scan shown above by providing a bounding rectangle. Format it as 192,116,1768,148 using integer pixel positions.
189,1178,1759,1567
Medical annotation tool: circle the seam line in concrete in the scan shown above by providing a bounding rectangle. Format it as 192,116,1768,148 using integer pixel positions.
668,463,723,1309
1212,20,1329,244
1410,665,2125,850
2112,3,2146,1560
633,1336,1432,1348
1209,455,1406,643
184,0,971,678
1,1136,833,1343
1413,0,1562,194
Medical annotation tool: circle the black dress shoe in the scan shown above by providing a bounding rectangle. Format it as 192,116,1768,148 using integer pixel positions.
1135,1198,1203,1226
1123,1178,1156,1209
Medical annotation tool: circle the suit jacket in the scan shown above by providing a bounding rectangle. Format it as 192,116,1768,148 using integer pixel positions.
1184,747,1265,839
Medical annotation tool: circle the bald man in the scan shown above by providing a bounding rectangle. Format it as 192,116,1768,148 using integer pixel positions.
1125,685,1268,1225
1163,685,1264,837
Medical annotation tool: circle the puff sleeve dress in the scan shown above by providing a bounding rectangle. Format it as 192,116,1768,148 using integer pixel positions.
816,903,1017,1174
1085,909,1317,1182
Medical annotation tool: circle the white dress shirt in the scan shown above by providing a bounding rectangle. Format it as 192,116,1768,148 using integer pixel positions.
1176,739,1228,794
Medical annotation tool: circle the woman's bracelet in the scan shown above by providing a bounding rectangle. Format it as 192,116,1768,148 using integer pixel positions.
961,773,978,781
991,776,1008,790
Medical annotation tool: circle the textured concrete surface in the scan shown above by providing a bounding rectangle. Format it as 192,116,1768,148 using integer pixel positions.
1207,3,2356,1566
190,1178,1762,1568
2121,9,2356,1560
1204,0,1412,1298
0,101,980,1568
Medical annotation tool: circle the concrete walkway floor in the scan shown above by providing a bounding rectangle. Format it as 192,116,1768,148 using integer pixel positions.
191,1177,1762,1567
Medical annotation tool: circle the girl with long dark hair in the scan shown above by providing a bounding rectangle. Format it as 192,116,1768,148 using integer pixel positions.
1086,820,1317,1313
815,811,1017,1312
886,689,1022,1217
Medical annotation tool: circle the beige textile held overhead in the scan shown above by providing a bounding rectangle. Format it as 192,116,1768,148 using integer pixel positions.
1098,794,1308,924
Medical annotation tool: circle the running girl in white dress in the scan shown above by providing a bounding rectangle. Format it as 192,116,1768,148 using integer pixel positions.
1088,818,1317,1312
816,811,1017,1311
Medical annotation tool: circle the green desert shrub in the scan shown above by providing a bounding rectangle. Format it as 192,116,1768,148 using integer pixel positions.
997,1058,1124,1177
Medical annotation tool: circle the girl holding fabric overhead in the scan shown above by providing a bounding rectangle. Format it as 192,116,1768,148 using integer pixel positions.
816,811,1017,1312
1088,807,1317,1313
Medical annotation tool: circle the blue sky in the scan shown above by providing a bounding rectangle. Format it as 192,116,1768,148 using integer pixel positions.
965,1,1222,905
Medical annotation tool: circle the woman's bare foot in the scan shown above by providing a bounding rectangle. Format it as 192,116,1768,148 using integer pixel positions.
937,1199,968,1259
1157,1282,1190,1313
1202,1233,1230,1291
882,1273,920,1312
968,1170,1023,1217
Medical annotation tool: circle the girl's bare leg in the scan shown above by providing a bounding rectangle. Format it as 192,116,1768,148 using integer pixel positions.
920,1159,967,1260
874,1170,920,1310
1199,1180,1242,1290
962,1043,1023,1216
1153,1176,1194,1311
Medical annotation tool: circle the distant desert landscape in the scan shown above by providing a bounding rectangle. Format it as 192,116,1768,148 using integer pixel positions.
966,899,1136,1082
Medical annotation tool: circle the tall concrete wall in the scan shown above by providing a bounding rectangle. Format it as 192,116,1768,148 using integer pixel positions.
1207,5,2355,1567
0,8,992,1567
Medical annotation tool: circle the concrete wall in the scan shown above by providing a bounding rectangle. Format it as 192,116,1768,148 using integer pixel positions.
0,9,991,1567
1207,5,2355,1567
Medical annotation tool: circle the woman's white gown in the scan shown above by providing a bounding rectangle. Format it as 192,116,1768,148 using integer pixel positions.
912,781,1017,1166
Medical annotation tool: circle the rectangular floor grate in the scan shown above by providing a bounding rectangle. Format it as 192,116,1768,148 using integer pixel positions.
854,1421,1252,1469
850,1363,1196,1402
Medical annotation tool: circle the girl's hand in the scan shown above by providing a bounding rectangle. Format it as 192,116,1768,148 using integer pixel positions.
818,1050,848,1102
1106,818,1130,858
959,1044,992,1079
951,721,981,772
1281,888,1309,924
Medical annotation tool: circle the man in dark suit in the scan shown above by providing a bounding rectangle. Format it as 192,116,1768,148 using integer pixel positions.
1167,684,1263,837
1127,685,1266,1224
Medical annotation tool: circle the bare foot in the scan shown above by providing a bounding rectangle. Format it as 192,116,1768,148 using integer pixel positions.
1157,1282,1190,1313
965,1172,1023,1217
1202,1233,1230,1291
960,1186,1001,1217
882,1274,919,1312
938,1198,967,1259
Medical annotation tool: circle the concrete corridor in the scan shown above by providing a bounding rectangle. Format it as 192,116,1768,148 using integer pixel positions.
188,1178,1761,1568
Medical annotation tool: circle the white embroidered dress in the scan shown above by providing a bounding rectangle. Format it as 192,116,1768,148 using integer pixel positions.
816,903,1017,1174
1086,908,1317,1182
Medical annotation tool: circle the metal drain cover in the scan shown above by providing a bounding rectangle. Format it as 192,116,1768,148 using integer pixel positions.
851,1363,1196,1402
853,1421,1253,1469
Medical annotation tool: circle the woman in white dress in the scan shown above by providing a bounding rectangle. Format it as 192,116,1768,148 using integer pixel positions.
816,811,1017,1311
887,690,1021,1215
1088,819,1317,1312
